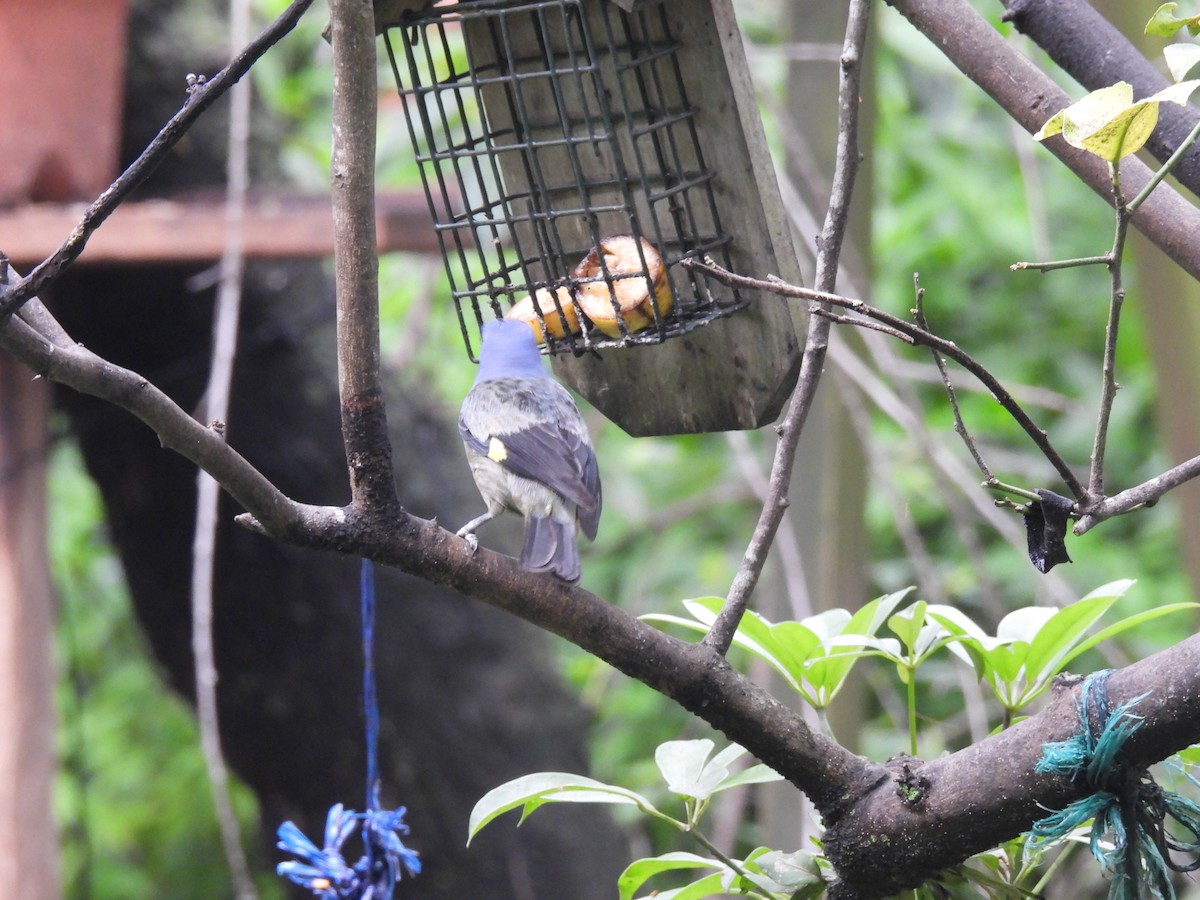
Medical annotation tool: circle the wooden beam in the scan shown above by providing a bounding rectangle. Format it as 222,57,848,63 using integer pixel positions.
0,190,441,266
0,359,56,900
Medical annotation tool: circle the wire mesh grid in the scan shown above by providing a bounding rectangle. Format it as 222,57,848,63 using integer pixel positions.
386,0,745,360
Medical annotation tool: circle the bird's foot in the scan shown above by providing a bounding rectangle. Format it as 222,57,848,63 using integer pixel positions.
457,530,479,554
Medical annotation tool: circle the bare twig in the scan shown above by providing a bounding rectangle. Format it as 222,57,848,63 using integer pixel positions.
809,308,913,343
191,0,257,894
911,274,993,482
1011,255,1111,272
1075,454,1200,535
725,431,812,620
695,258,1087,501
830,340,1079,610
330,0,398,518
0,0,314,319
1088,165,1131,498
702,0,871,655
886,0,1200,286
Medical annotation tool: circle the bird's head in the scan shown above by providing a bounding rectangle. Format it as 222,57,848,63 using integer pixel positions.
476,318,548,382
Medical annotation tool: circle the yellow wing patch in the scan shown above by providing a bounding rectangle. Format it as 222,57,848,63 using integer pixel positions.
487,436,508,462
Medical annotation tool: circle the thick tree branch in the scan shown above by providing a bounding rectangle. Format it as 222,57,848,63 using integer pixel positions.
7,269,1200,898
702,0,871,655
0,274,876,819
0,293,306,539
329,0,398,518
998,0,1200,201
0,0,314,320
824,634,1200,899
885,0,1200,286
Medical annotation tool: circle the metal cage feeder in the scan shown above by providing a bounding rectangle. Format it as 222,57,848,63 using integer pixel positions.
386,0,804,436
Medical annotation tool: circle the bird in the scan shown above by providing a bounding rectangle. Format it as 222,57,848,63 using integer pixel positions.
457,318,601,583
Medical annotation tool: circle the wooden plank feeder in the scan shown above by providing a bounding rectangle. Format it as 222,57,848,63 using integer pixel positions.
386,0,803,435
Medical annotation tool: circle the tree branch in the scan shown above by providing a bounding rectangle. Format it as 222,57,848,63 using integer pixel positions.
329,0,398,519
824,633,1200,899
0,293,307,539
0,0,315,320
1087,167,1130,498
885,0,1200,286
7,263,1200,897
1075,454,1200,535
998,0,1200,201
692,259,1087,499
702,0,871,655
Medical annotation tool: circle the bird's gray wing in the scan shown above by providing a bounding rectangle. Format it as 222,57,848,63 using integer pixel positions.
460,383,600,521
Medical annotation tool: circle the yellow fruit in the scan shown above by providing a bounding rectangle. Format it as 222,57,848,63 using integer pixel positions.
573,234,672,337
505,287,580,343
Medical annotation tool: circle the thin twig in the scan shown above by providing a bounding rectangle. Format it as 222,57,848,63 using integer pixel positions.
1128,114,1200,215
725,431,812,620
702,0,871,655
191,0,257,894
830,340,1079,610
0,0,314,320
695,258,1087,502
1010,254,1111,272
1088,163,1130,498
911,273,993,482
808,308,913,343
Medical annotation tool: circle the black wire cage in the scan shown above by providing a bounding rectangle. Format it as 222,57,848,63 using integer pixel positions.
384,0,804,435
386,0,745,360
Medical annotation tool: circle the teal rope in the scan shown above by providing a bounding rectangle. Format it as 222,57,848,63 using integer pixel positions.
1024,672,1200,899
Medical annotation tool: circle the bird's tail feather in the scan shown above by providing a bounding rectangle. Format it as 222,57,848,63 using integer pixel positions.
522,516,581,584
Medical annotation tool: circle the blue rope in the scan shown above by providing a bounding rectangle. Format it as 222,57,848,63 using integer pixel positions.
275,559,420,898
362,558,380,814
1024,671,1199,899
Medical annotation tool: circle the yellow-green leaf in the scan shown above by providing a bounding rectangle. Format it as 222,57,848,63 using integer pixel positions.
1164,44,1200,83
1149,77,1200,106
1033,109,1065,141
1074,100,1158,160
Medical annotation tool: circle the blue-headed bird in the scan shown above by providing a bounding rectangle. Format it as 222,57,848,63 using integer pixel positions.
457,318,601,583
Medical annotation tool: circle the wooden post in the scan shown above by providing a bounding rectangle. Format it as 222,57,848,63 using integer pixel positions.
0,358,57,899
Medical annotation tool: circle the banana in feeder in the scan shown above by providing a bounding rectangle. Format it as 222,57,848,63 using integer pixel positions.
505,286,582,343
574,235,673,337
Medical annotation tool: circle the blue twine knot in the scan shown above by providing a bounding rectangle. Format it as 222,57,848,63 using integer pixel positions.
276,798,421,899
276,560,420,898
1024,671,1200,899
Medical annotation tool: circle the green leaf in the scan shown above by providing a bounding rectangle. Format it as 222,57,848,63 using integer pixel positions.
752,848,826,890
1164,43,1200,82
996,606,1058,644
713,762,785,792
619,853,724,900
1145,2,1200,37
1022,593,1122,687
806,589,914,702
889,600,928,652
637,872,729,900
981,642,1027,690
656,739,726,800
468,772,652,843
1055,601,1197,672
1035,83,1157,161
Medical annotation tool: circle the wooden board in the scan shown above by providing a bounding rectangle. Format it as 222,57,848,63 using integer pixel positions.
0,191,440,266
